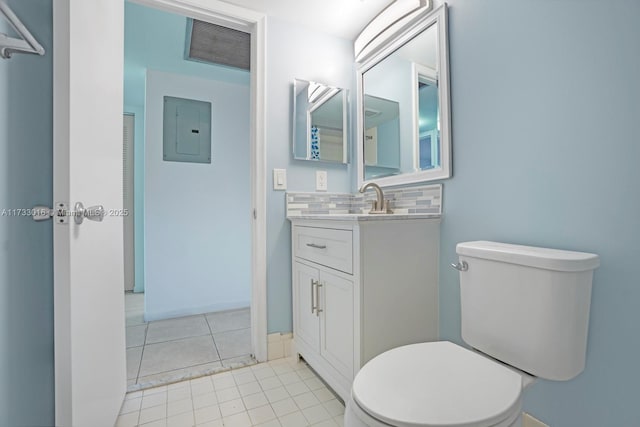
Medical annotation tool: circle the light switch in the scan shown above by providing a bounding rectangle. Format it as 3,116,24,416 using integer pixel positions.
316,170,328,191
273,168,287,190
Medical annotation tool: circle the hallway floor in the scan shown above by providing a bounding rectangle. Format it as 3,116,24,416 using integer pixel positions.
117,357,345,427
126,293,256,390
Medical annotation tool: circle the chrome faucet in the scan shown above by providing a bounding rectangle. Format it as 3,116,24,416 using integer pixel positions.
359,182,392,214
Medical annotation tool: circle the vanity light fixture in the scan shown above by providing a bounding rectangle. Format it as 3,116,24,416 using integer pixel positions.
354,0,431,63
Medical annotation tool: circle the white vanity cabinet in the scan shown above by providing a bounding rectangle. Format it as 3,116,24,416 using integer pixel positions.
290,217,440,401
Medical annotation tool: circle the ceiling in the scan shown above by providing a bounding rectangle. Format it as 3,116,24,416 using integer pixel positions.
219,0,395,40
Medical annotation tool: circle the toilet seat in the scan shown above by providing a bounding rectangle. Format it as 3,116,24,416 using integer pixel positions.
351,341,523,427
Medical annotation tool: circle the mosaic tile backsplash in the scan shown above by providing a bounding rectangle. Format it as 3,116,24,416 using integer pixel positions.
286,183,442,216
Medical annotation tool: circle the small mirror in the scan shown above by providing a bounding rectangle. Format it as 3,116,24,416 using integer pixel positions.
293,79,349,164
357,5,450,186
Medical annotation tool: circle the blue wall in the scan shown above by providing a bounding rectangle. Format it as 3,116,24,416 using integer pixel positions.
440,0,640,425
265,17,355,333
124,1,250,293
0,0,54,425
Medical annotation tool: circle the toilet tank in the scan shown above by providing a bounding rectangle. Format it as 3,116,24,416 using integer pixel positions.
456,241,599,381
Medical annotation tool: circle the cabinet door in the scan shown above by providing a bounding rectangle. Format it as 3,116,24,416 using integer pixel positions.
293,262,320,352
319,270,354,380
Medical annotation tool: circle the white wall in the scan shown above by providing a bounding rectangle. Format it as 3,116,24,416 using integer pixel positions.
144,70,251,321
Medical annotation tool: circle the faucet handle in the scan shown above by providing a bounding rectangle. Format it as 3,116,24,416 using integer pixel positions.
370,200,378,212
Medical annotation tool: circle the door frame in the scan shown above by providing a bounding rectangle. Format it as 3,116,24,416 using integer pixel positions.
130,0,268,361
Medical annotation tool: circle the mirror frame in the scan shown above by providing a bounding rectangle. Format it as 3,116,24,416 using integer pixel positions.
356,4,450,188
292,79,350,164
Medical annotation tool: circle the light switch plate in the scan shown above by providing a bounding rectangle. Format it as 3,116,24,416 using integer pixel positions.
316,170,328,191
273,168,287,190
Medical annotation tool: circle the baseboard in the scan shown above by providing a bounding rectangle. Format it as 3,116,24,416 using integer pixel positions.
523,413,550,427
267,332,293,360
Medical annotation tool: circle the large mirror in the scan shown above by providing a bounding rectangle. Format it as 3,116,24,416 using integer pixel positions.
357,4,450,187
293,79,349,164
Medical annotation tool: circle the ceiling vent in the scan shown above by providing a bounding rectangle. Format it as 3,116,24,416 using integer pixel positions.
186,19,250,71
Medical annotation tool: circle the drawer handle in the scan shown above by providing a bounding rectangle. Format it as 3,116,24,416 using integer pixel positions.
306,243,327,249
315,282,323,317
310,279,317,314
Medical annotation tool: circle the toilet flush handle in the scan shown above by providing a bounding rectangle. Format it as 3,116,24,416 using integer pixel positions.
450,261,468,271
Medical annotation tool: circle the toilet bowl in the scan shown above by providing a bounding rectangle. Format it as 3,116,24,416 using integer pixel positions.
344,342,525,427
344,241,599,427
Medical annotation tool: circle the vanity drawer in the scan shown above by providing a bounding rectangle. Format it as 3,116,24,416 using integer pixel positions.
293,226,353,274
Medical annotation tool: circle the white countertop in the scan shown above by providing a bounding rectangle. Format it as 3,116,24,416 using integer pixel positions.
287,213,440,221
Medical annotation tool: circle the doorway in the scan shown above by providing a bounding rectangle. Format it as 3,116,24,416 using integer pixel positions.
122,0,266,390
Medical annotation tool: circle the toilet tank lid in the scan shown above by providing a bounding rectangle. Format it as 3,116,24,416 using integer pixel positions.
456,241,600,272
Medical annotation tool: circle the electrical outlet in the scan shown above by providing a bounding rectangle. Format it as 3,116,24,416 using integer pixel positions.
316,170,328,191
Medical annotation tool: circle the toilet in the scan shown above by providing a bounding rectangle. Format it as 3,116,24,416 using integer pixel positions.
345,241,599,427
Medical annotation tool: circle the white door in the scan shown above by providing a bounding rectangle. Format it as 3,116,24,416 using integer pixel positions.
320,270,354,380
53,1,126,426
293,262,321,352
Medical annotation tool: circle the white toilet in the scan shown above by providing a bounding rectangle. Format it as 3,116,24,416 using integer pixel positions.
345,241,599,427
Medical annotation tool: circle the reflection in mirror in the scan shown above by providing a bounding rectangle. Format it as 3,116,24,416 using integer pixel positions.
357,5,450,187
293,79,348,164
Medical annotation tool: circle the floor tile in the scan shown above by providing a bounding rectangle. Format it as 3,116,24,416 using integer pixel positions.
303,377,324,391
193,391,218,410
139,404,167,424
167,398,193,417
213,328,251,360
284,381,310,396
255,419,282,427
141,391,167,409
115,411,139,427
127,324,148,348
277,371,300,385
252,365,276,379
293,391,320,410
205,308,250,333
196,419,224,427
194,404,222,424
264,386,289,403
140,419,167,427
166,410,194,427
167,386,191,402
279,410,309,427
238,380,261,397
312,387,335,403
191,379,215,396
126,313,146,327
232,369,256,385
312,419,339,427
334,416,345,427
139,336,219,377
222,411,252,427
248,404,276,424
271,397,298,417
139,419,167,427
242,391,269,410
146,315,210,344
212,374,236,391
216,386,241,403
127,346,143,380
302,404,332,425
323,399,345,417
120,396,142,414
258,376,283,391
219,398,245,417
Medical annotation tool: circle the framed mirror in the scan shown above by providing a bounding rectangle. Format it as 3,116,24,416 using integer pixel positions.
293,79,349,164
356,4,450,187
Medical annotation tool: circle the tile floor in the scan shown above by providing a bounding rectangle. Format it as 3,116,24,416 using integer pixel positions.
126,293,256,390
116,357,345,427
